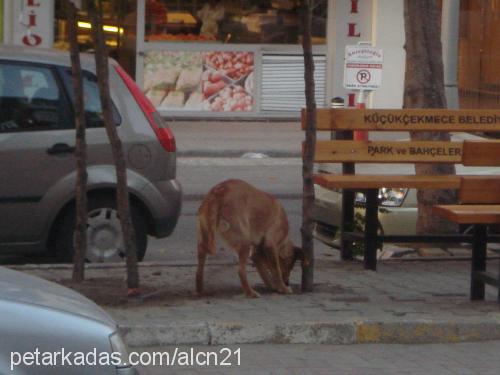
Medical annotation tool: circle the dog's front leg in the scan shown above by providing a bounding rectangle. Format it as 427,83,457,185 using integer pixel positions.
252,252,279,290
238,245,260,298
267,246,293,294
255,261,278,290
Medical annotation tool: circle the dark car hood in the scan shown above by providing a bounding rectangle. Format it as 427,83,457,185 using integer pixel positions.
0,266,116,327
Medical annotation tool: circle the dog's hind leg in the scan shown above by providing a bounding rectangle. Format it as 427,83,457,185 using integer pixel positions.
237,244,260,298
196,246,208,295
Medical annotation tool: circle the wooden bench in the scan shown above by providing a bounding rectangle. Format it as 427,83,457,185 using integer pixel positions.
303,108,500,301
433,178,500,302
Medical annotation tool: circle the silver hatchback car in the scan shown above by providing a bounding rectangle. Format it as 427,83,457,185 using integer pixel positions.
0,266,137,374
0,46,182,262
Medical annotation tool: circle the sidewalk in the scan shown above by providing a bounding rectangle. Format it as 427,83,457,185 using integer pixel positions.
11,257,500,348
168,120,329,157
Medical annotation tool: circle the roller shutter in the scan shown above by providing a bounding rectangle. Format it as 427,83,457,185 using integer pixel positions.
261,54,327,112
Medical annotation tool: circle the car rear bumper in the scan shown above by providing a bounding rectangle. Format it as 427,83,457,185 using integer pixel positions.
142,179,182,238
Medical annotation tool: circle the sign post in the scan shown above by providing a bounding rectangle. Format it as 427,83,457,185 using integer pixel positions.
344,44,383,141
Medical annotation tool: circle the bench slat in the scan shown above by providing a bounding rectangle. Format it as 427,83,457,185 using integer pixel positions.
315,140,463,163
314,174,461,189
460,176,500,204
462,141,500,166
433,205,500,224
307,108,500,132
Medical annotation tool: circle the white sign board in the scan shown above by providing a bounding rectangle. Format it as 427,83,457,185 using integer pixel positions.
343,45,383,90
12,0,54,48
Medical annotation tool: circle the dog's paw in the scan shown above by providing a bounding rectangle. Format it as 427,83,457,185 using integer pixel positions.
246,290,261,298
280,286,293,294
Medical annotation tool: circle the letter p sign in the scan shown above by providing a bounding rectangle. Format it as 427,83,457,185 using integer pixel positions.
356,70,371,84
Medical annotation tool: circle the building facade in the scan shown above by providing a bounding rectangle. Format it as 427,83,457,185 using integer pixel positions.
2,0,498,118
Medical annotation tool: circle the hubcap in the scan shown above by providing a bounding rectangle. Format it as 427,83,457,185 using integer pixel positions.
85,208,124,262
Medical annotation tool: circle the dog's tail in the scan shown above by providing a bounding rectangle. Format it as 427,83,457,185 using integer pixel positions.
197,190,220,256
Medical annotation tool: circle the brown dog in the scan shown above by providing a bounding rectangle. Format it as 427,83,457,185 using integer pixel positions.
196,179,303,298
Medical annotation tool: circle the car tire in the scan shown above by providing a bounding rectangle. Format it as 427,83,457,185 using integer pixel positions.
52,195,148,263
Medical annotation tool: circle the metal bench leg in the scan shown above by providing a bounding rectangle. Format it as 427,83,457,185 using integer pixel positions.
364,189,379,271
471,224,487,300
341,190,355,261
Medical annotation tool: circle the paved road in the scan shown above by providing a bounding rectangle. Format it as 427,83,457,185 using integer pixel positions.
137,341,500,374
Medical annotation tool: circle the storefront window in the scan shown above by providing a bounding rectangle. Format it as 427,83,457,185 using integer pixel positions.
53,0,137,77
459,0,500,109
144,0,327,45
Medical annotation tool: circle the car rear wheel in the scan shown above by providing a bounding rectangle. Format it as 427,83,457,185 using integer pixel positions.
53,195,148,263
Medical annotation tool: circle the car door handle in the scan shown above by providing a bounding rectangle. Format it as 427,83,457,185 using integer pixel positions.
47,143,76,155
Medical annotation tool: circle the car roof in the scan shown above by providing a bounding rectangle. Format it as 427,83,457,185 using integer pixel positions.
0,45,98,70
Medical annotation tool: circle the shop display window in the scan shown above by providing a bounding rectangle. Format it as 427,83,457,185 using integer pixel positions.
53,0,137,77
144,0,327,45
143,50,255,112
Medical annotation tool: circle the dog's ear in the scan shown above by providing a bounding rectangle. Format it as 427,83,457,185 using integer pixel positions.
294,246,304,261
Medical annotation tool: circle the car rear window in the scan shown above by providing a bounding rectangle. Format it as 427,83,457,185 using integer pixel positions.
60,68,122,128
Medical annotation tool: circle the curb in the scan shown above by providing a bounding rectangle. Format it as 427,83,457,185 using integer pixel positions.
183,193,302,201
177,150,301,158
119,319,500,347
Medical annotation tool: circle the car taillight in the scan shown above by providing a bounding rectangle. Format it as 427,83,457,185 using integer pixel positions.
113,64,176,152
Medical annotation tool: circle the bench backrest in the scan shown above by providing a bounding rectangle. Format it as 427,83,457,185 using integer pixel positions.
303,108,500,166
303,108,500,204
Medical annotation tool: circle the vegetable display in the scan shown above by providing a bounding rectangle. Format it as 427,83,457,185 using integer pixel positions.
143,50,255,112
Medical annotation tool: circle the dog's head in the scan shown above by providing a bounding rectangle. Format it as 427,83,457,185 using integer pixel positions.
280,242,304,286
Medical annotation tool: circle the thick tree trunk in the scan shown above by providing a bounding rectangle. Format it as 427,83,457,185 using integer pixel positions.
403,0,457,235
301,0,317,292
89,2,140,293
66,0,87,283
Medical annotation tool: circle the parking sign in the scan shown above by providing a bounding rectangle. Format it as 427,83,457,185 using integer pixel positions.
343,45,383,90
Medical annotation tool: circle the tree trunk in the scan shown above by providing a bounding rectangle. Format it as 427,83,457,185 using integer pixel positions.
66,0,87,283
301,0,317,292
403,0,457,235
89,1,140,294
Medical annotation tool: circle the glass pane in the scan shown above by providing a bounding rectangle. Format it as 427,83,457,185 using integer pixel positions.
0,63,70,132
144,0,327,45
143,50,255,112
53,0,137,78
61,69,121,127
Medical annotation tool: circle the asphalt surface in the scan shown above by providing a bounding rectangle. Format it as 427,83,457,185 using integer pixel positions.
137,341,500,374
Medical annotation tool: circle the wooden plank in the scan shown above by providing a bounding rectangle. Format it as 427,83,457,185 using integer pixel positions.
314,174,461,189
314,108,500,132
460,176,500,204
433,205,500,224
302,108,331,130
314,140,463,163
462,141,500,166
